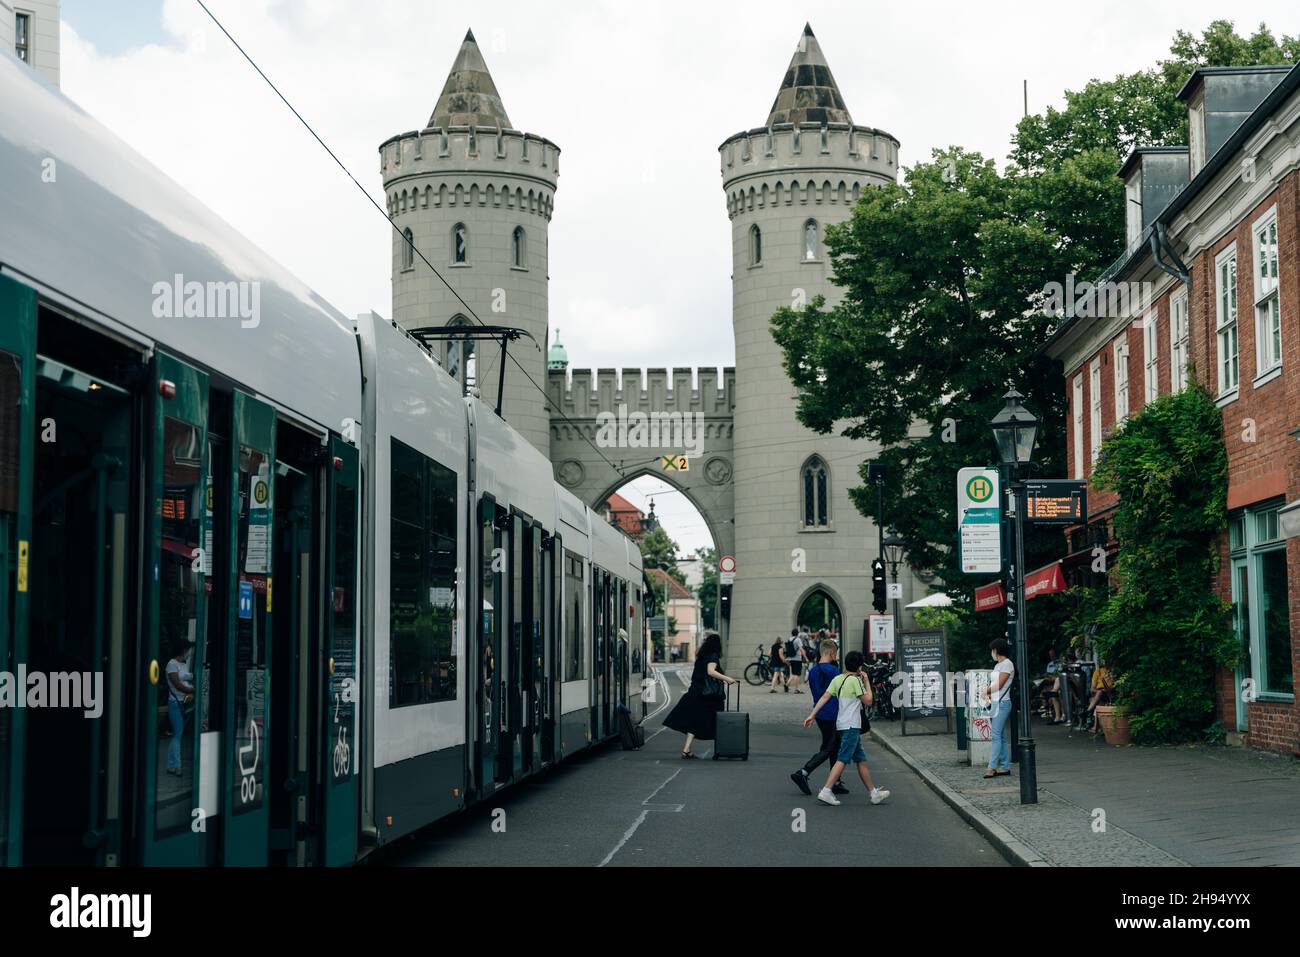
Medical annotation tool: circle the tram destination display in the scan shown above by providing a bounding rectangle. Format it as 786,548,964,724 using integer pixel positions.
1023,480,1087,525
897,629,951,735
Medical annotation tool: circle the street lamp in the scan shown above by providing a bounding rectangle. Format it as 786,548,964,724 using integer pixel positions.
882,531,906,621
990,388,1039,805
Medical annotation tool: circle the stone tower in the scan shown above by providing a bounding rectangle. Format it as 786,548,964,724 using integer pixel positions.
380,28,557,454
719,25,913,665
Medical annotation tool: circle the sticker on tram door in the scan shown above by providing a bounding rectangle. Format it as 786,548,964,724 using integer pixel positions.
17,540,28,592
238,581,254,619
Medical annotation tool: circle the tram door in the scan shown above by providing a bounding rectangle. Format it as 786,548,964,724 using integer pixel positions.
137,353,210,866
0,276,35,867
268,421,323,866
222,392,276,866
508,513,524,779
540,533,558,765
589,568,601,742
321,437,359,866
603,572,613,738
477,498,503,791
521,524,544,774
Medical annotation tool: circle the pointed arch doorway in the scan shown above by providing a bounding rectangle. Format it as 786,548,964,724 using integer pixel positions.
796,587,842,634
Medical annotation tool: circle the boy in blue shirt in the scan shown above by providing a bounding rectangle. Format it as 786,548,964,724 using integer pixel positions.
802,650,890,807
790,639,849,796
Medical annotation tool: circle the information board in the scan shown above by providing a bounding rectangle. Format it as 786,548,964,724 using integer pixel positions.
898,629,951,735
957,468,1001,573
1024,480,1087,525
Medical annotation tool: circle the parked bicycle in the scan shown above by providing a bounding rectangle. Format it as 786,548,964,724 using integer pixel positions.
864,659,900,721
743,644,775,686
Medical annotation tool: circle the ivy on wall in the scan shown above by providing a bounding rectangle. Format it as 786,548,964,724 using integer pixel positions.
1090,384,1238,743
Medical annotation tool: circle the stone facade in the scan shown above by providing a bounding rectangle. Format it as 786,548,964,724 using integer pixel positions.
381,30,556,454
388,26,930,673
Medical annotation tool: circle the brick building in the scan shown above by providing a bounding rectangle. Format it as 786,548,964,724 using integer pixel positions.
1043,64,1300,754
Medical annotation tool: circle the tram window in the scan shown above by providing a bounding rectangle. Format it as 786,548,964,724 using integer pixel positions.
156,418,204,835
389,438,458,707
233,444,272,816
331,480,357,780
564,552,583,681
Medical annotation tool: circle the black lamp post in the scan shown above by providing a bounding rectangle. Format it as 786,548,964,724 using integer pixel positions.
989,389,1039,805
882,532,906,623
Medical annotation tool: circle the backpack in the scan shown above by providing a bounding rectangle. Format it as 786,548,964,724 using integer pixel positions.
784,638,799,658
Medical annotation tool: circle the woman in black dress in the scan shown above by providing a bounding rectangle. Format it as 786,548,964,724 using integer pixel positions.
664,633,737,758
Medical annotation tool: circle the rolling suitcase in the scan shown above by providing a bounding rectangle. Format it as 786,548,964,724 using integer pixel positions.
618,704,645,751
713,682,749,760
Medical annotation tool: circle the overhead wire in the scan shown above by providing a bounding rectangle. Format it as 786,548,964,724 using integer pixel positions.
192,0,629,481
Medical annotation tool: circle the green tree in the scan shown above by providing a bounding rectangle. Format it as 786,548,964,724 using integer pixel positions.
1091,385,1236,741
639,526,685,585
692,546,719,630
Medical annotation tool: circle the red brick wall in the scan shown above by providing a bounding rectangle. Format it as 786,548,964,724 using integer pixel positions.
1189,172,1300,753
1059,168,1300,754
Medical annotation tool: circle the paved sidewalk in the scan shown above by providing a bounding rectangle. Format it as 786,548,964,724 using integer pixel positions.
871,714,1300,866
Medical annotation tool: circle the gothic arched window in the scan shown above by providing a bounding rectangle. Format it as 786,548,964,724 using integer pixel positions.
802,455,829,527
452,222,469,263
445,315,476,395
401,227,414,270
512,226,526,268
750,224,762,266
804,219,819,261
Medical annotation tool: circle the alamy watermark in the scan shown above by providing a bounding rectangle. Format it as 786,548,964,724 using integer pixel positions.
151,274,261,329
1042,273,1155,321
0,666,103,718
594,403,705,458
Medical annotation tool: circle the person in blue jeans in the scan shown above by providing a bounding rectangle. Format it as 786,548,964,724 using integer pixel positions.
983,638,1015,778
790,639,850,796
165,640,196,776
802,650,890,807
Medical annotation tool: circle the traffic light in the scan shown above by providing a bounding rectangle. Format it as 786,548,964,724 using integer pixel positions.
871,558,887,614
719,583,732,621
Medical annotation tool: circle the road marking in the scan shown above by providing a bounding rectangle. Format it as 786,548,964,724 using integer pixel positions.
643,670,672,721
599,811,649,867
642,768,682,803
598,768,684,867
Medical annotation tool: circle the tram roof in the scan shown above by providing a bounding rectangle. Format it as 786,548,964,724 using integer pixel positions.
0,52,362,434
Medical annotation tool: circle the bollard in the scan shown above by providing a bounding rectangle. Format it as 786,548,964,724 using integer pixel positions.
956,704,967,750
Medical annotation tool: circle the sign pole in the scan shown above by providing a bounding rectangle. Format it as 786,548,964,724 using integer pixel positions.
1008,474,1037,804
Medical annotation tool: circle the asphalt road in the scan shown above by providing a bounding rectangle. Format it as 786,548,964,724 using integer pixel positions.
385,665,1007,867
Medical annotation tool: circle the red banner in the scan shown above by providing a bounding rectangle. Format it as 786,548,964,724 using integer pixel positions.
1024,562,1067,600
974,582,1006,612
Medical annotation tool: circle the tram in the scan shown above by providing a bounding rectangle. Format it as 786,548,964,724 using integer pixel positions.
0,51,645,867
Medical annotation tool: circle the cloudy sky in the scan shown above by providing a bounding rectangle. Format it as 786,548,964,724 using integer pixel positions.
59,0,1298,554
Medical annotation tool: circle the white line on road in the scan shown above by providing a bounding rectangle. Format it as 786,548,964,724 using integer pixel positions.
598,811,648,868
598,767,684,867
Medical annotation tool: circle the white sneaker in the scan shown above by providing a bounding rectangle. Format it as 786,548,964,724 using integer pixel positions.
870,787,891,805
817,787,841,806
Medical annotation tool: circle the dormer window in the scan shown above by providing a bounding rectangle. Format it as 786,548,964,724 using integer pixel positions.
1125,176,1142,249
1188,96,1206,178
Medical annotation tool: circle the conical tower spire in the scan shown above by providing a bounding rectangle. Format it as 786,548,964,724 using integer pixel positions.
428,28,513,128
766,24,852,126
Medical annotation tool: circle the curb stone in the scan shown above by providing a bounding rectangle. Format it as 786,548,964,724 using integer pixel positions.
870,729,1051,867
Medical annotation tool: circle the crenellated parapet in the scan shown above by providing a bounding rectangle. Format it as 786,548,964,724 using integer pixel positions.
719,123,897,219
381,125,558,221
548,366,735,418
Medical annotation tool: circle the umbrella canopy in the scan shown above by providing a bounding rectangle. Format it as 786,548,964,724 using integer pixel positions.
904,592,953,609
